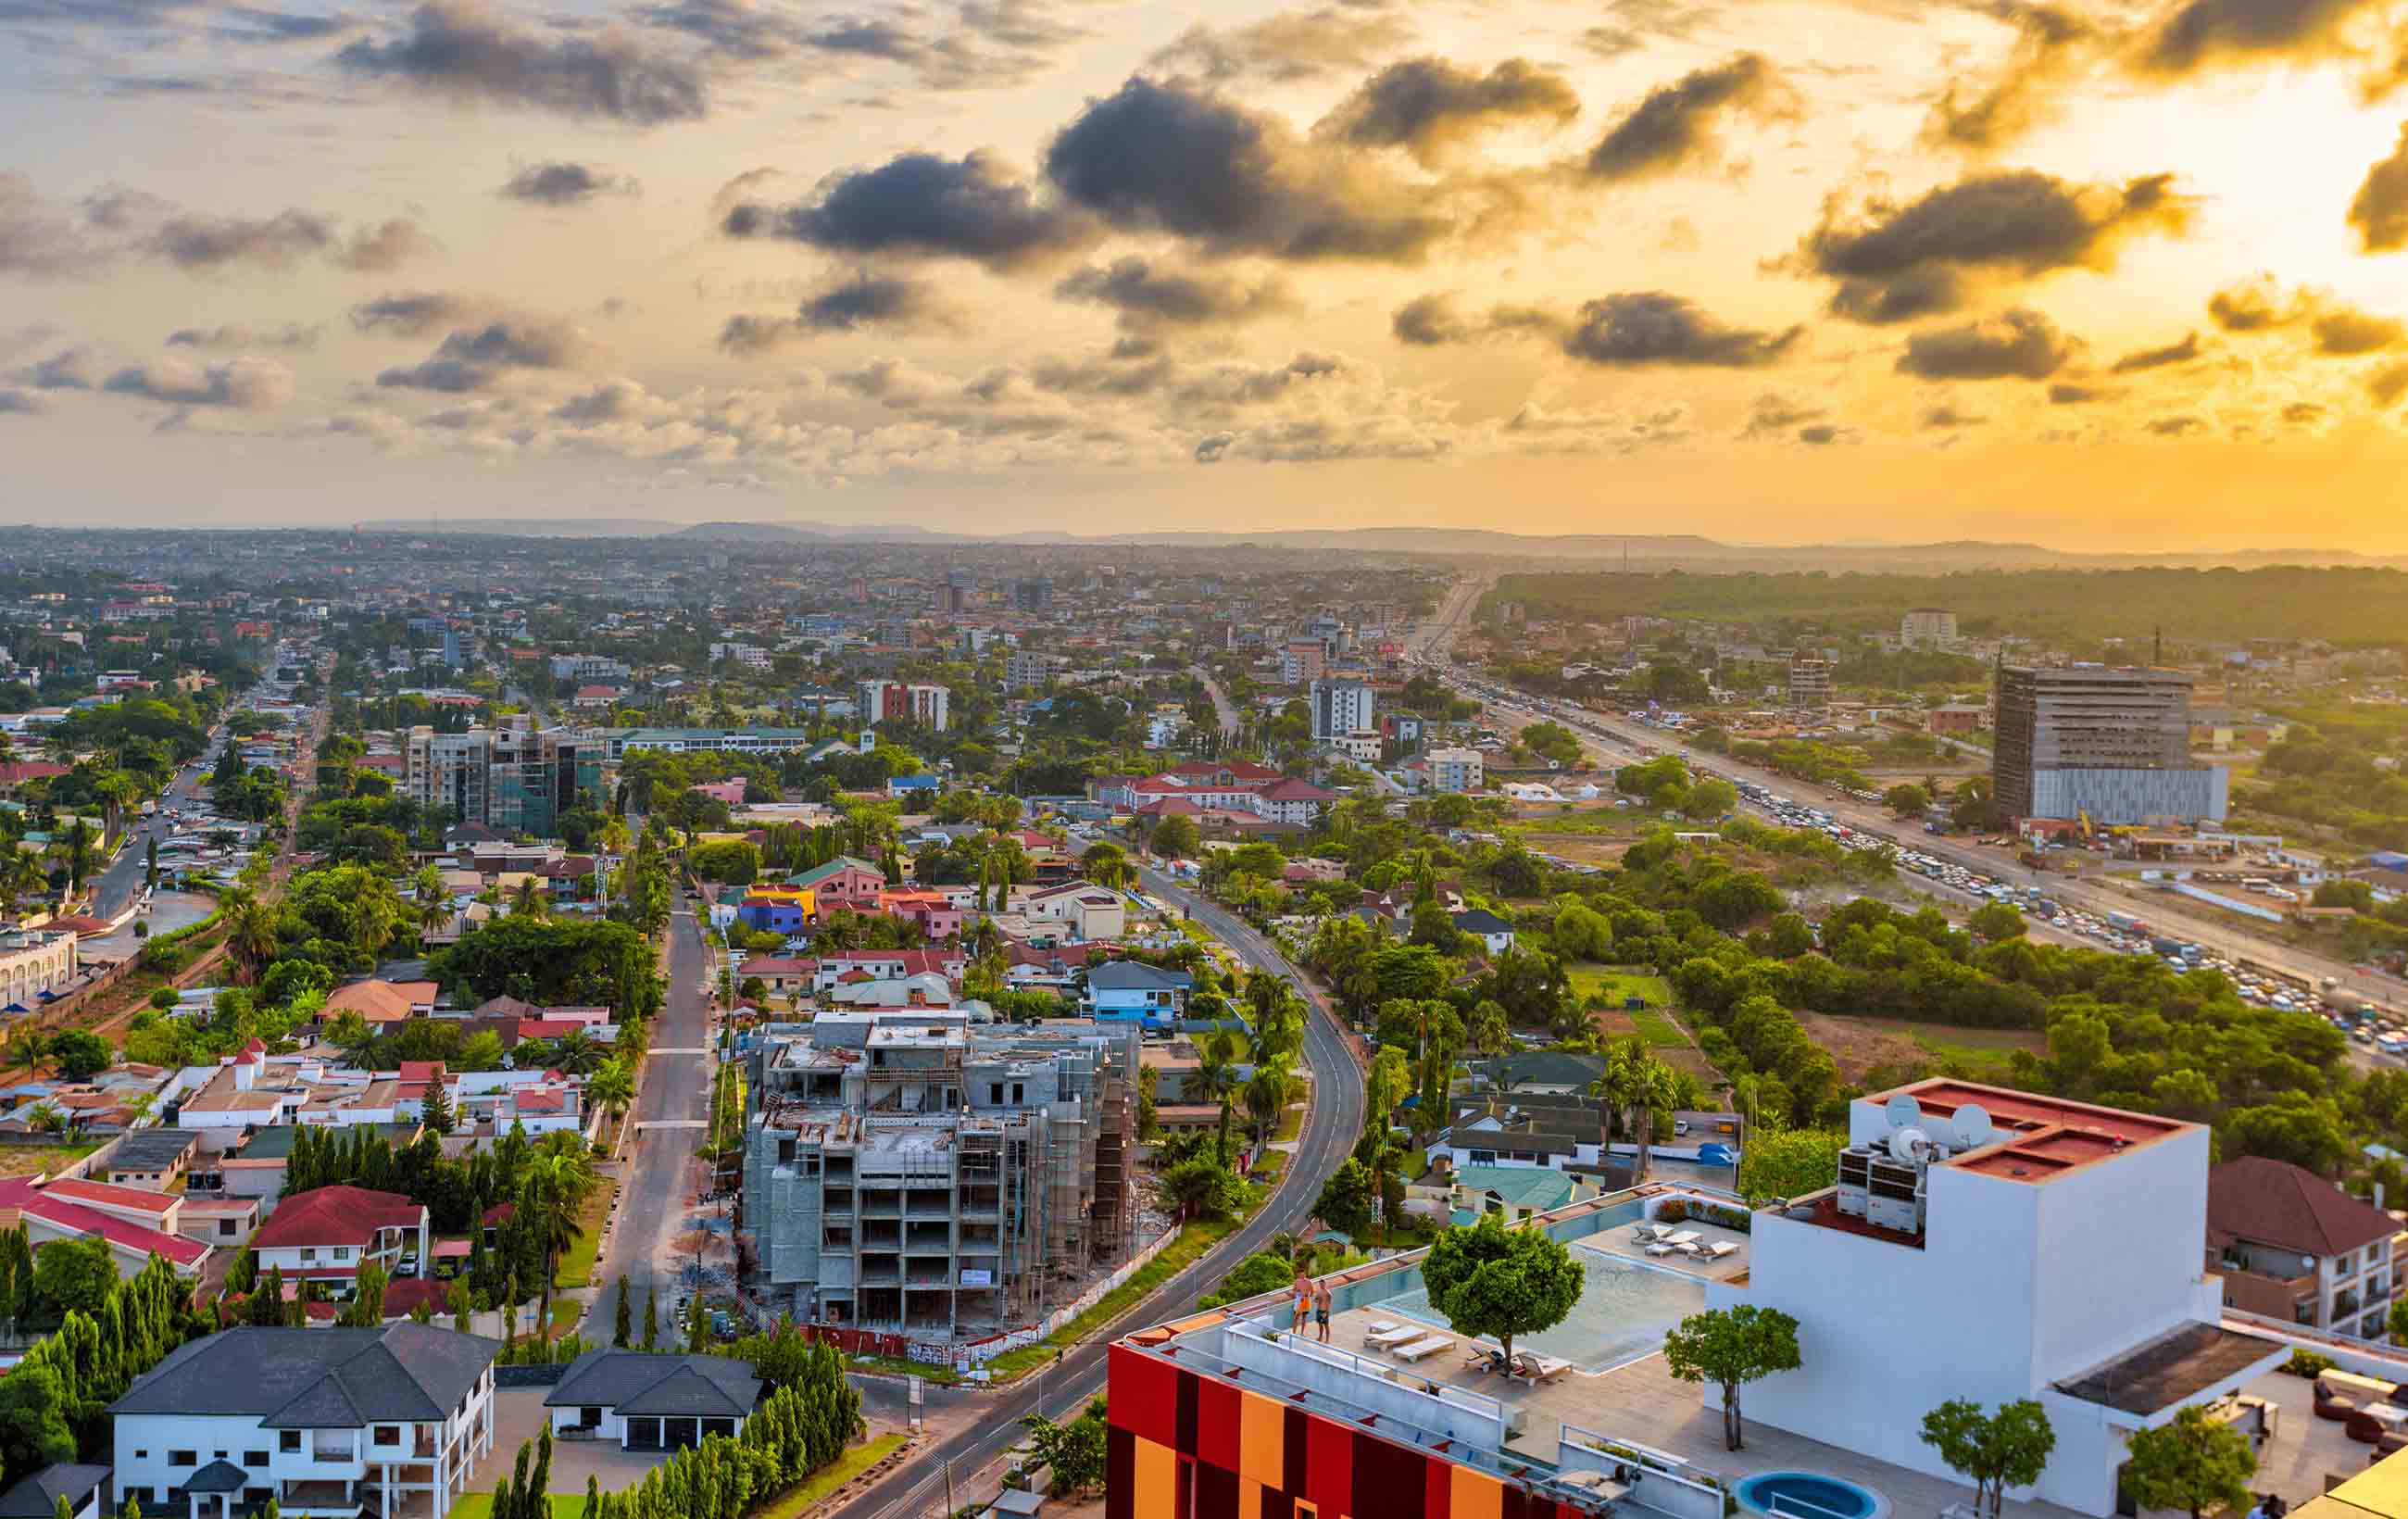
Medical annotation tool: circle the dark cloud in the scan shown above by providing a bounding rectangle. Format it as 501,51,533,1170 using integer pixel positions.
723,151,1095,270
2313,304,2404,355
378,315,589,390
2282,400,2326,422
1029,349,1177,396
103,356,294,408
1173,351,1347,408
25,346,100,390
350,292,489,336
1924,2,2098,154
1386,293,1582,348
2144,413,2205,434
217,8,353,43
335,219,434,270
2207,277,2293,332
1559,291,1800,367
2133,0,2383,75
1895,308,2079,380
1600,0,1721,41
1392,293,1469,346
641,0,1078,91
1317,57,1579,167
1054,257,1291,329
2108,331,2200,372
1043,77,1450,263
501,162,636,206
1920,402,1988,428
376,358,494,392
2049,381,2105,403
1797,423,1854,445
1580,27,1646,57
2368,360,2408,406
1584,53,1783,182
0,173,102,277
130,207,432,271
0,0,201,26
338,1,708,124
1802,169,2191,323
2350,123,2408,253
167,323,320,349
715,314,795,356
1194,431,1234,461
551,380,646,423
720,274,956,352
0,389,37,415
1739,391,1824,437
1149,8,1414,85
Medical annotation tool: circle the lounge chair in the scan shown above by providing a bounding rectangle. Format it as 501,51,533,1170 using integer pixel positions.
1633,1223,1672,1243
1364,1325,1421,1350
1513,1352,1571,1384
1645,1242,1679,1258
1365,1319,1400,1337
1465,1347,1511,1375
1695,1240,1740,1262
1392,1334,1454,1362
1663,1229,1701,1248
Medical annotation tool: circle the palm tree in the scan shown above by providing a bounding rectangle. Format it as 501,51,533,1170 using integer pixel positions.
1242,1065,1288,1148
327,1011,380,1069
546,1029,605,1076
1080,842,1134,892
1588,1038,1682,1184
510,877,548,920
520,1137,598,1335
224,889,280,985
586,1058,634,1136
1191,1033,1241,1165
412,863,452,943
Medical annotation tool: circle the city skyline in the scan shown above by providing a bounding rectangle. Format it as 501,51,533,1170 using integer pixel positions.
6,0,2408,545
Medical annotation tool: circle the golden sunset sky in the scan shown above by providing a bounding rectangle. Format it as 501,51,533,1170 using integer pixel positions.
6,0,2408,546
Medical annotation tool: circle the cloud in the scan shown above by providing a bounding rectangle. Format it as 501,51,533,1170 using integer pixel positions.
0,173,103,276
130,207,433,271
2132,0,2384,76
722,151,1095,270
1054,257,1292,329
641,0,1080,91
550,379,653,423
102,355,294,408
2144,413,2205,435
501,162,636,206
2367,359,2408,405
338,0,708,124
718,273,957,351
2350,123,2408,253
2049,381,2105,402
1149,7,1414,85
1920,402,1988,428
0,388,37,415
1801,169,2191,322
1797,422,1856,444
1559,291,1801,367
2108,331,2200,372
215,7,354,44
2207,276,2294,331
1895,308,2079,379
1316,56,1579,167
351,292,493,336
2282,400,2326,423
1584,54,1786,182
378,314,591,389
1043,77,1453,263
1392,293,1471,346
334,219,435,270
1739,391,1823,436
1923,3,2099,154
2312,304,2404,354
167,323,320,349
25,346,100,389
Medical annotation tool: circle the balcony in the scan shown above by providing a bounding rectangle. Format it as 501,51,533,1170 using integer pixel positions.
2337,1291,2364,1319
280,1479,364,1517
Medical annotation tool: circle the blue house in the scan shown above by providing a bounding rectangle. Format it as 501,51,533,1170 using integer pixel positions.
887,773,941,800
1083,961,1193,1030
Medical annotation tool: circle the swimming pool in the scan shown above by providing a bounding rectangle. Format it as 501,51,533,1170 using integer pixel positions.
1735,1471,1890,1519
1384,1248,1707,1371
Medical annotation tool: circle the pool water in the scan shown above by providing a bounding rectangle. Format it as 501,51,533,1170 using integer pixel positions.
1385,1248,1707,1371
1736,1471,1888,1519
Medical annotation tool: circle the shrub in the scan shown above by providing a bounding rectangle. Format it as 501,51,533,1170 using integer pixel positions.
2280,1349,2337,1378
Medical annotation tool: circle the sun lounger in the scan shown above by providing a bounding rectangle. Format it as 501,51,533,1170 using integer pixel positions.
1696,1240,1740,1262
1663,1229,1701,1248
1392,1335,1454,1362
1365,1319,1400,1336
1646,1242,1679,1257
1512,1352,1572,1384
1364,1325,1421,1350
1560,1471,1635,1501
1633,1223,1671,1242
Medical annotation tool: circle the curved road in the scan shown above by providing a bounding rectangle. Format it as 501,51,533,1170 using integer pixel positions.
836,865,1367,1519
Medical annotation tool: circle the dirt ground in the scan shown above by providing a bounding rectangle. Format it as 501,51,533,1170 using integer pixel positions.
1794,1011,2045,1083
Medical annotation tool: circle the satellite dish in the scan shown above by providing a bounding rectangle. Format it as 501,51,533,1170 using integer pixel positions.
1885,1093,1924,1132
1955,1104,1995,1150
1888,1125,1931,1162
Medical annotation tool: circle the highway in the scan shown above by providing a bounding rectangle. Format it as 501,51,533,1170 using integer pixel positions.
834,863,1367,1519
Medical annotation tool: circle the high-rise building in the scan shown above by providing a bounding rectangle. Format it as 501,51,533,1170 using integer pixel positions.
1279,642,1325,685
1012,577,1053,612
1425,747,1484,794
1900,607,1958,647
1309,677,1374,741
856,679,951,733
1992,664,2226,823
1787,654,1833,709
406,719,603,836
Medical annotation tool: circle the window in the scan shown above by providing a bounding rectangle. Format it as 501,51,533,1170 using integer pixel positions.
245,1450,269,1466
282,1432,302,1453
334,1246,351,1261
989,1084,1004,1105
374,1426,399,1446
169,1451,197,1468
220,1220,238,1237
301,1248,318,1262
1011,1083,1024,1104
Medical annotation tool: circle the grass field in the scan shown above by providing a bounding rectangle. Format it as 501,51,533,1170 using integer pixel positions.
553,1177,620,1290
1797,1011,2043,1082
771,1434,909,1514
1273,1102,1301,1142
1249,1152,1287,1183
0,1140,100,1180
1567,967,1684,1048
453,1495,587,1519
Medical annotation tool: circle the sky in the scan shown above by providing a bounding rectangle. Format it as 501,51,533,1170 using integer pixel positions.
6,0,2408,548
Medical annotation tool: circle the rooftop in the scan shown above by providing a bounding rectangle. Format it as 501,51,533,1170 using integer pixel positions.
2209,1155,2404,1259
2050,1321,2287,1414
1864,1076,2195,1186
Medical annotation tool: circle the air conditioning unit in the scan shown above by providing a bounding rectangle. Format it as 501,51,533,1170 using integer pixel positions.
1866,1156,1926,1235
1836,1144,1876,1218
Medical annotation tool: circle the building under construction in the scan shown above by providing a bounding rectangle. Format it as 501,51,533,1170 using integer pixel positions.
738,1011,1138,1339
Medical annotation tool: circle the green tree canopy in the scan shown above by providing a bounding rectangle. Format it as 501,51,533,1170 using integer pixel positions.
1418,1212,1584,1369
1662,1304,1801,1450
1919,1399,2056,1519
2120,1406,2256,1519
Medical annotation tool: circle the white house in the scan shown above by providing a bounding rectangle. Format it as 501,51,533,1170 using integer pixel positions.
0,1463,108,1519
0,1176,213,1280
250,1185,429,1289
543,1349,761,1450
1708,1078,2289,1517
1450,908,1516,956
1025,882,1127,942
108,1323,498,1519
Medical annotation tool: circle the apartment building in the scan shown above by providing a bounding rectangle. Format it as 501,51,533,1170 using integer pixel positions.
1992,664,2227,824
1280,642,1326,685
0,929,76,1008
740,1012,1138,1338
1787,653,1833,709
583,726,819,761
1900,607,1958,647
1425,747,1485,794
856,680,951,733
2207,1155,2405,1342
1309,676,1375,742
404,720,603,836
1006,650,1066,691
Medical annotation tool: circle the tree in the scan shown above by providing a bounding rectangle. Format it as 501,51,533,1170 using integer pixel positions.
1553,902,1613,961
0,1360,75,1475
338,1262,389,1327
614,1274,633,1348
420,1076,456,1136
2121,1405,2256,1519
642,1287,658,1350
1522,722,1583,767
1021,1397,1110,1500
587,1059,634,1136
1149,814,1200,860
1080,842,1135,891
44,1029,110,1081
1662,1304,1802,1450
1967,901,2026,943
1882,783,1932,818
1314,1158,1376,1237
520,1139,597,1333
1418,1213,1585,1370
1920,1400,2056,1519
31,1237,118,1320
249,1265,291,1326
1160,1156,1248,1221
1737,1126,1848,1202
1683,778,1738,820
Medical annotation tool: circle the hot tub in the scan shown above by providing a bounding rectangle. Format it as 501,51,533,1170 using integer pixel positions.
1734,1470,1891,1519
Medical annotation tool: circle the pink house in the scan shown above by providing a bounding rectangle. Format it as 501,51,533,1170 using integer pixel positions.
694,780,749,806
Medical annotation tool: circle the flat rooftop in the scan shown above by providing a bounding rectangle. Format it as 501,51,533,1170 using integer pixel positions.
2052,1321,2286,1414
1863,1077,2196,1186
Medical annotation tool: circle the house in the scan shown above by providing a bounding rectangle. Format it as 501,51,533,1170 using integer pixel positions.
0,1463,108,1519
2207,1154,2407,1341
734,887,815,935
108,1324,498,1519
736,956,815,997
809,949,960,991
0,1176,213,1279
1451,907,1516,955
1082,960,1192,1028
543,1350,761,1450
1411,1161,1591,1224
789,857,887,902
1025,882,1126,943
251,1185,430,1288
321,979,439,1026
97,1127,201,1190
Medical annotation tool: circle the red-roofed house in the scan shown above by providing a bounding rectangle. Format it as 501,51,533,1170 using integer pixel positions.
810,948,962,993
736,956,815,996
251,1184,428,1287
0,1177,212,1277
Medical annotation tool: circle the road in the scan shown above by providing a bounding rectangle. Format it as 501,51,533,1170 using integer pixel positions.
592,898,715,1347
1195,667,1241,738
837,866,1367,1519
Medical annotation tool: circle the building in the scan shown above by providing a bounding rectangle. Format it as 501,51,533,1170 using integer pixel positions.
1006,650,1066,692
1012,577,1053,612
1024,882,1127,942
108,1324,498,1519
0,1464,107,1519
1900,608,1958,647
584,727,818,760
1787,654,1833,709
100,1127,201,1189
404,720,603,837
1425,747,1485,794
0,929,76,1010
739,1013,1139,1336
2207,1155,2405,1342
856,680,951,733
0,1175,213,1278
251,1184,430,1289
1926,703,1987,735
1279,642,1326,686
543,1350,761,1450
1451,907,1516,955
1705,1077,2286,1515
1309,677,1375,743
1992,665,2227,824
1082,960,1191,1026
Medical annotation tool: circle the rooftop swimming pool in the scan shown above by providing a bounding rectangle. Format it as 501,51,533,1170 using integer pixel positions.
1735,1471,1890,1519
1383,1242,1707,1372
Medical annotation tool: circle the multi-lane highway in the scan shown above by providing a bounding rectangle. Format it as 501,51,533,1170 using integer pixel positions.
834,862,1366,1519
